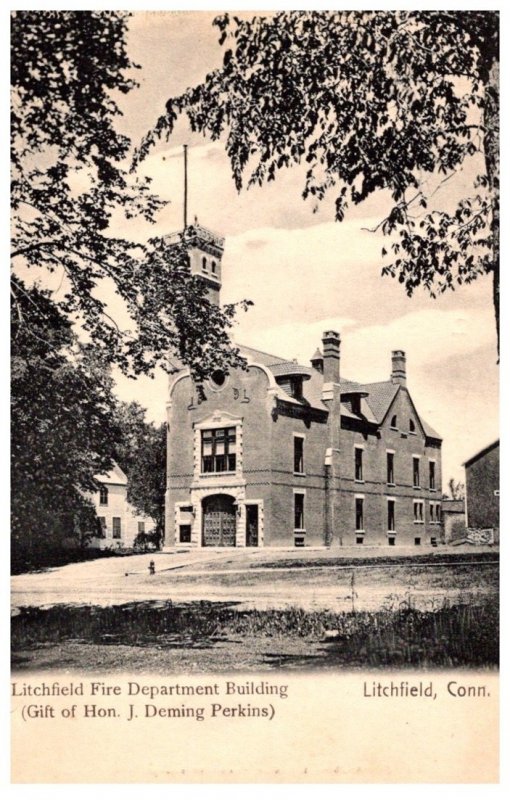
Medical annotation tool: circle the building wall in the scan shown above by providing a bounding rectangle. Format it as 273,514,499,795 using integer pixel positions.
268,410,328,546
165,365,443,549
338,389,442,547
466,445,499,530
88,483,151,550
166,364,276,547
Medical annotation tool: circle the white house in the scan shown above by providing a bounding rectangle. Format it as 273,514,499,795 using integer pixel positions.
88,463,152,550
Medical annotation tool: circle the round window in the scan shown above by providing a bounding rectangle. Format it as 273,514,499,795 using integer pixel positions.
210,369,226,388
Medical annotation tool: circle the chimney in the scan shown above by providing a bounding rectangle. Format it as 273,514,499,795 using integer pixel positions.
322,331,341,383
391,350,406,386
310,347,324,374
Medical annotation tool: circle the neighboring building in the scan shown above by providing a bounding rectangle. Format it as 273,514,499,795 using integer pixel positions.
464,440,499,542
164,222,443,549
88,463,152,550
442,499,465,543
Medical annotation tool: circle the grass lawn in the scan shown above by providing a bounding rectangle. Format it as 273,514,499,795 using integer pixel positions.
11,549,499,674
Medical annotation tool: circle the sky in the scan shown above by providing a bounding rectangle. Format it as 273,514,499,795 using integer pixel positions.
105,10,499,486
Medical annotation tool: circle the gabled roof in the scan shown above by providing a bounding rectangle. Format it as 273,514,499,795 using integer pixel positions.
463,439,499,468
95,462,128,486
170,342,441,436
358,381,400,423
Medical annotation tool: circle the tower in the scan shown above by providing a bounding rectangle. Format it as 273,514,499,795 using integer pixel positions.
161,146,224,305
161,222,224,306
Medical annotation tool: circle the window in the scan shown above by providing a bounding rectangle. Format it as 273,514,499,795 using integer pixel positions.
294,534,305,547
390,414,398,429
429,461,436,490
179,524,191,543
211,260,217,274
294,436,304,474
387,499,395,532
355,497,364,531
97,517,106,537
294,493,305,531
414,500,424,523
414,537,421,546
291,377,303,399
112,517,121,539
413,457,420,488
210,369,226,388
138,521,145,534
354,447,363,481
99,485,108,506
201,427,236,473
409,419,416,433
356,535,364,545
430,536,438,547
202,256,207,272
429,501,441,524
388,535,396,546
351,396,361,415
387,452,395,485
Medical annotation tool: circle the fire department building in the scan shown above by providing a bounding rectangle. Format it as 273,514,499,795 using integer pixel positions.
164,223,442,549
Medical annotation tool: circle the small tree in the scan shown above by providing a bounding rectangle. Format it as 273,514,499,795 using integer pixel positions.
446,478,466,501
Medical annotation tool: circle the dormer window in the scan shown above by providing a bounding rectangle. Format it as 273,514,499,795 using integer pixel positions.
390,415,398,429
409,419,416,433
352,396,361,415
291,377,303,399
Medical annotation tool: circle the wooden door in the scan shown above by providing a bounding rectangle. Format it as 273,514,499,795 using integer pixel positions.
202,495,236,547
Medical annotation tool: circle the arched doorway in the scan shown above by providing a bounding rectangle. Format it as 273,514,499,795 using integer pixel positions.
202,494,236,547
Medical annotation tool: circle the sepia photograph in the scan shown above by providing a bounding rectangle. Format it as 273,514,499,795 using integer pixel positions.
10,6,500,783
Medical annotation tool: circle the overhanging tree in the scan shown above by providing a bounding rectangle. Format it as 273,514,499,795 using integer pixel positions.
11,9,249,379
137,10,499,350
11,10,251,566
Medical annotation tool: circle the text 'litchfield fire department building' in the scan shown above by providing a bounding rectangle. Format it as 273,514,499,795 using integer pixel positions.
164,222,442,549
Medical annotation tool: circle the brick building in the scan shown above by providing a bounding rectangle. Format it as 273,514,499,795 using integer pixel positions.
464,440,499,540
165,223,442,549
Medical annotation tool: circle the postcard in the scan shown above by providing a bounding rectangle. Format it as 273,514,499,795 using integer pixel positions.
10,8,500,784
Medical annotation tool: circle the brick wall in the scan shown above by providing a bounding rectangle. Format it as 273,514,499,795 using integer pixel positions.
466,445,499,529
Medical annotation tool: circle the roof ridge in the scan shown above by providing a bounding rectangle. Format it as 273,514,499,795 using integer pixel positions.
240,343,287,363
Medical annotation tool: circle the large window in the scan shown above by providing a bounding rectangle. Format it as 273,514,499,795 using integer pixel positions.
429,461,436,491
294,493,305,530
99,485,108,506
354,447,363,482
387,452,395,485
201,427,236,473
355,497,364,531
294,436,304,474
413,457,421,488
387,499,396,532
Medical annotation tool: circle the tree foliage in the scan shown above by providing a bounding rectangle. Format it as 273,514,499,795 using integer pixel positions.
11,10,248,379
113,402,166,542
138,10,499,347
446,478,466,501
11,279,122,567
